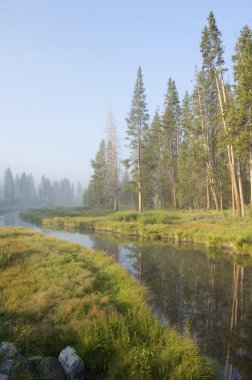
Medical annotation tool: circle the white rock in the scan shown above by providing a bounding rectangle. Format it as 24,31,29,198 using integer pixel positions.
0,342,20,359
58,346,85,380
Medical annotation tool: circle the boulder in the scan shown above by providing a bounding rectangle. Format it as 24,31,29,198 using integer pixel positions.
0,360,13,376
40,356,66,380
0,342,20,359
58,346,85,380
11,356,42,380
0,374,9,380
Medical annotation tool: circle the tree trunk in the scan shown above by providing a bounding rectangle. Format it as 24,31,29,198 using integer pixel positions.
206,176,210,209
138,138,142,212
197,85,219,210
214,69,241,216
237,159,245,217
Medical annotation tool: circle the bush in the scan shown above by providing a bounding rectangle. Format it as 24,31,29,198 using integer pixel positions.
109,211,139,222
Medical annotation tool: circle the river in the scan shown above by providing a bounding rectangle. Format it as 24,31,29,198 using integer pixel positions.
1,211,252,379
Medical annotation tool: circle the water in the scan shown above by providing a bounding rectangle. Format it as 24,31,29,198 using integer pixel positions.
1,211,252,379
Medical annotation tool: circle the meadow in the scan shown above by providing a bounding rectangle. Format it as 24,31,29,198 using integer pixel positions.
0,226,217,379
23,208,252,255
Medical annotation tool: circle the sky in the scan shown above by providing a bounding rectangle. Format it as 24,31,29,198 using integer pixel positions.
1,0,251,188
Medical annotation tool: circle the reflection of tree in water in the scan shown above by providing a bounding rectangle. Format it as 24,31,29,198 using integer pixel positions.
83,234,252,378
132,244,252,379
88,234,119,261
224,264,252,380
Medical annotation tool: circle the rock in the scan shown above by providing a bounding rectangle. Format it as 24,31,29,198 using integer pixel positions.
40,357,66,380
58,346,85,380
27,356,43,376
0,342,20,359
0,374,9,380
11,356,42,380
0,360,13,376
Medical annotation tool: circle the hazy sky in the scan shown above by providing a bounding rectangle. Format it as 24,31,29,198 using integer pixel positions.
1,0,251,187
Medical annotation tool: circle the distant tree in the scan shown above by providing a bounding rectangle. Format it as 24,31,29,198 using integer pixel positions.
19,172,29,203
90,140,107,207
126,66,149,212
83,182,96,208
106,109,119,211
4,168,15,205
60,178,73,203
119,170,136,208
38,175,53,204
14,174,21,202
77,182,83,202
27,174,36,203
52,180,61,203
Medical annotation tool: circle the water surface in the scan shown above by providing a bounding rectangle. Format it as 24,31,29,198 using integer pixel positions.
1,211,252,379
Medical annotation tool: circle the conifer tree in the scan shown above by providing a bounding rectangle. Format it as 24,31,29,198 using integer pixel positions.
126,66,149,212
200,11,242,216
142,110,164,208
90,139,107,208
4,168,15,205
106,109,119,210
232,25,252,206
162,78,181,208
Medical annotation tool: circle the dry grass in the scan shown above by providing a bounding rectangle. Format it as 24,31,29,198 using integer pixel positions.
0,226,217,379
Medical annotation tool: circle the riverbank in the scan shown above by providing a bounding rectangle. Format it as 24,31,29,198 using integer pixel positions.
0,226,217,379
23,208,252,255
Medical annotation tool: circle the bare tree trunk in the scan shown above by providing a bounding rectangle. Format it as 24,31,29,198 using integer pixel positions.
197,85,219,210
225,263,240,379
214,69,241,216
138,136,142,212
237,159,245,217
206,176,210,209
171,167,177,209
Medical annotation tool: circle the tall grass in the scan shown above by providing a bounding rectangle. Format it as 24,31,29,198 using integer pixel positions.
0,226,217,379
23,207,252,255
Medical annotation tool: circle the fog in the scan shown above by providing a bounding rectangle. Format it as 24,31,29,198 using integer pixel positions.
1,1,250,189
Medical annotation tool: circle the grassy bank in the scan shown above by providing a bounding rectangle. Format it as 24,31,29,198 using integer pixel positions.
24,208,252,255
0,226,217,379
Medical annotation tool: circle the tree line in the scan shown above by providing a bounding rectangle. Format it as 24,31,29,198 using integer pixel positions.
1,167,83,206
86,12,252,216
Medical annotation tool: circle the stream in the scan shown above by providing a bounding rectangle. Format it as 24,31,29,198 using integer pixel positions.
1,211,252,379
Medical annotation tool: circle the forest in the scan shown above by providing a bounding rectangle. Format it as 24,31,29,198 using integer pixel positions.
85,12,252,217
1,167,83,206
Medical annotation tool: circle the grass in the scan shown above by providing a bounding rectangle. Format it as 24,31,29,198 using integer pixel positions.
24,208,252,255
0,226,217,379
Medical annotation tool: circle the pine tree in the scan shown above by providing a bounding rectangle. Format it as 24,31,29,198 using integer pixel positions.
90,139,107,208
142,110,164,208
77,182,83,202
162,78,181,208
200,11,242,216
193,70,223,210
4,168,15,205
39,175,53,204
126,66,149,212
232,25,252,206
106,109,119,210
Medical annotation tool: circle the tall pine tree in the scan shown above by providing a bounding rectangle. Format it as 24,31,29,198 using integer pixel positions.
126,66,149,212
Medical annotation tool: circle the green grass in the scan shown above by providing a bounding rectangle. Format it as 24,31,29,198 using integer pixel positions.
23,207,252,255
0,226,217,379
